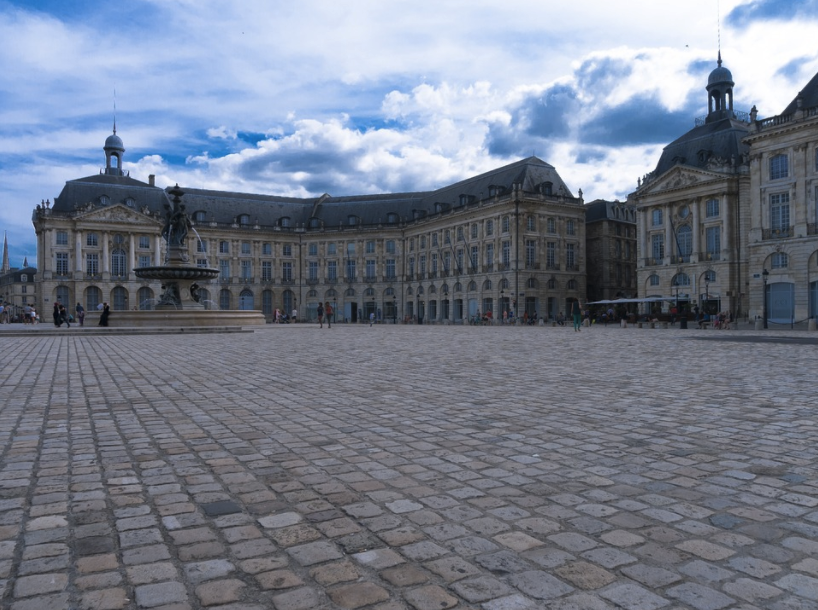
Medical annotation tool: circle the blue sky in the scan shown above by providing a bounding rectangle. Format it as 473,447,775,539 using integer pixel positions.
1,0,817,265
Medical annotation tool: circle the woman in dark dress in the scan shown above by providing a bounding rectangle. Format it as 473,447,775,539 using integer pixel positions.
99,302,110,327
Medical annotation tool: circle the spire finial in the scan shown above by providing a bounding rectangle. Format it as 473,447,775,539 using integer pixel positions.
113,88,117,134
717,50,722,67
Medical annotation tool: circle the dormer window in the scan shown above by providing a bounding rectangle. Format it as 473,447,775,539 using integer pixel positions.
309,217,320,229
459,194,474,205
386,212,398,224
541,182,553,196
488,185,505,197
348,215,358,226
125,197,135,207
280,216,291,228
99,195,110,206
239,214,251,226
194,210,207,222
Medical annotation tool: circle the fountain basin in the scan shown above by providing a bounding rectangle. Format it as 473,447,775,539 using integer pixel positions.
134,266,219,281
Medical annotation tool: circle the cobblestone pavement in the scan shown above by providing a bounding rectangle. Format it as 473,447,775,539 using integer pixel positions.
0,324,816,610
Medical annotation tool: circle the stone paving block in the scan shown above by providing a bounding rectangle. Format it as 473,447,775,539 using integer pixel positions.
13,572,68,597
424,556,481,582
287,540,344,566
450,575,514,603
256,569,304,590
310,560,361,586
134,581,189,608
599,583,670,610
271,585,323,610
666,582,735,610
403,585,459,610
79,587,130,610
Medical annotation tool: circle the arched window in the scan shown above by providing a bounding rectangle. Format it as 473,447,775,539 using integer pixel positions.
219,289,231,310
429,285,437,294
407,287,414,296
418,286,424,295
527,278,537,289
467,281,477,292
137,287,154,310
454,282,462,293
325,288,337,298
673,273,691,286
567,279,577,290
547,278,557,289
56,285,71,309
483,280,492,291
771,252,789,269
239,289,254,310
112,286,127,310
649,274,660,286
345,288,356,297
111,249,126,277
499,278,509,290
364,287,375,297
262,290,273,315
384,287,395,296
704,270,716,283
85,286,101,310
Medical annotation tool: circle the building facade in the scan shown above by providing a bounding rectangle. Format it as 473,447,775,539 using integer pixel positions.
629,55,752,317
743,72,818,326
33,133,588,323
584,199,637,303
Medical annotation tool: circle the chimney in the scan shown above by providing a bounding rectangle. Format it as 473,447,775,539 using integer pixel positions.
149,174,155,187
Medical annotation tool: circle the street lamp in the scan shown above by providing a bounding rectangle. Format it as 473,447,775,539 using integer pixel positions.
762,268,769,329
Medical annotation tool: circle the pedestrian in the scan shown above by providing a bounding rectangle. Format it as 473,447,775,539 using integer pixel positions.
76,302,85,326
369,311,375,327
317,302,324,328
569,300,582,332
324,301,333,328
53,301,62,327
291,307,298,323
99,302,110,327
59,304,71,328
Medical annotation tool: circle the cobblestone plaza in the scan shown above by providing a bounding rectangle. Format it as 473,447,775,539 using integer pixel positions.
1,324,816,609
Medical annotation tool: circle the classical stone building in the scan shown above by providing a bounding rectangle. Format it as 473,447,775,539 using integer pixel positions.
629,54,752,317
33,131,588,323
743,72,818,326
584,199,637,303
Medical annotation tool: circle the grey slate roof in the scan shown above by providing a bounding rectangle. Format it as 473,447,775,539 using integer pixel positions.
50,156,576,229
651,118,750,177
584,199,634,223
781,70,818,115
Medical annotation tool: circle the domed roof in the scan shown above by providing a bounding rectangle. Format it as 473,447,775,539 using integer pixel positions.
104,132,124,151
708,53,733,86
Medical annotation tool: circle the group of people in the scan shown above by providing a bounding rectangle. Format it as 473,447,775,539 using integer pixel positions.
316,302,333,328
272,308,298,324
48,301,109,328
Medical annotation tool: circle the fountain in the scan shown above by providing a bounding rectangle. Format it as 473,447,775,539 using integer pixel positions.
89,185,265,329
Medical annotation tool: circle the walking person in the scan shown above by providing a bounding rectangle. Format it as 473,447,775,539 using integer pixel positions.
324,301,333,328
53,301,62,327
98,302,110,327
369,311,375,327
317,302,324,328
76,302,85,327
59,304,71,328
569,300,582,332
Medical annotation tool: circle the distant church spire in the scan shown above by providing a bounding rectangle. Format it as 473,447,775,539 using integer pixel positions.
1,232,9,274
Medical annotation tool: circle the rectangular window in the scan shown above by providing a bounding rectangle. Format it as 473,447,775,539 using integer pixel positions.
241,260,251,279
444,230,451,245
308,243,318,256
431,253,438,274
456,249,463,273
546,242,556,268
262,260,272,281
502,216,510,233
770,193,790,231
443,251,451,272
547,218,556,233
56,231,68,246
485,243,494,266
366,259,376,279
327,260,337,281
283,244,292,257
409,257,415,275
457,227,464,242
652,209,663,226
328,243,336,255
219,241,229,254
566,220,575,236
345,259,355,281
501,241,510,267
485,220,494,236
770,154,788,180
282,261,293,281
431,233,438,247
241,242,251,255
566,243,575,269
262,242,272,255
308,261,318,280
526,216,535,231
197,258,208,268
112,252,126,276
525,240,536,267
706,198,720,217
197,239,207,253
386,259,396,278
420,236,426,249
706,226,721,258
419,255,426,274
219,259,230,280
138,255,151,268
386,240,395,254
651,233,664,260
346,242,355,255
139,236,150,249
86,253,99,275
87,233,98,247
470,246,478,269
366,240,375,254
470,224,478,239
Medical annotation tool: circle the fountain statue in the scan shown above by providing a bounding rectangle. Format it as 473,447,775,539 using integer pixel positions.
135,184,219,309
